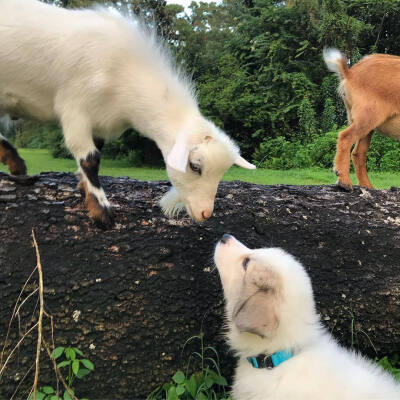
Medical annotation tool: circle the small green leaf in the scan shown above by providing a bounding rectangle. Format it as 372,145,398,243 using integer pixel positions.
172,371,185,384
176,384,185,396
73,347,84,356
208,370,227,386
63,391,72,400
65,348,76,361
30,392,45,400
76,368,91,378
185,374,197,398
57,360,71,368
80,359,94,371
196,393,208,400
72,359,80,375
167,386,178,400
42,387,55,394
51,347,65,359
204,375,213,388
49,396,62,400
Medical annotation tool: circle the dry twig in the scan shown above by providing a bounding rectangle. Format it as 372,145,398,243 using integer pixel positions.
32,230,45,400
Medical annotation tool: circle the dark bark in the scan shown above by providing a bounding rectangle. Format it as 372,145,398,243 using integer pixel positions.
0,171,400,399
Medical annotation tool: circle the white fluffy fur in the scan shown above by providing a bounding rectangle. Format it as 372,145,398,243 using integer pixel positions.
0,0,254,221
323,47,345,74
214,236,400,400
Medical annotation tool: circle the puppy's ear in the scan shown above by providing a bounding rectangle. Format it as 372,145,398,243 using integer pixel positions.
234,291,279,337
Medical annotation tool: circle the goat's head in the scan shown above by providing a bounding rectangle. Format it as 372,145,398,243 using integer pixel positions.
160,120,255,222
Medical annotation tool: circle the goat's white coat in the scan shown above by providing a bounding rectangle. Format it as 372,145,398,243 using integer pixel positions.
0,0,254,221
214,236,400,400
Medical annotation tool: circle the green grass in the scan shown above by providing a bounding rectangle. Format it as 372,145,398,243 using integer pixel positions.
1,148,400,188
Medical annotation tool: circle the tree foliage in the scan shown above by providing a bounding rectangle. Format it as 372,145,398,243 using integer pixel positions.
16,0,400,168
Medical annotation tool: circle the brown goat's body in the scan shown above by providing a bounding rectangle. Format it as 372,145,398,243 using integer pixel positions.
324,50,400,189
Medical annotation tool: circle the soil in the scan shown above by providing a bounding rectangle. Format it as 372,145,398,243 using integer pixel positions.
1,171,399,399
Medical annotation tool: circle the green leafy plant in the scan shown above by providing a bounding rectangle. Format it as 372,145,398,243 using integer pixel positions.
147,332,231,400
28,346,94,400
377,356,400,381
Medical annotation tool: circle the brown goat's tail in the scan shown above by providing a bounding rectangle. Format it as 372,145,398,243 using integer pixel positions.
323,48,349,80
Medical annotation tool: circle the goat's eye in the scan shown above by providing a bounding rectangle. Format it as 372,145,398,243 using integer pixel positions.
242,257,250,271
189,162,201,175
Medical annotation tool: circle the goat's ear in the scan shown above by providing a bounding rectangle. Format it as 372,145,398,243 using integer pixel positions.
167,133,189,173
235,155,256,169
234,291,279,337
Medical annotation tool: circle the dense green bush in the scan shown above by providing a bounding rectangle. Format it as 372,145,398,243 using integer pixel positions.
14,122,61,150
367,134,400,172
307,131,338,169
254,130,400,172
47,130,73,159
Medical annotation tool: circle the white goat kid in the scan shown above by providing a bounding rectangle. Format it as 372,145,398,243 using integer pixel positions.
214,235,400,400
0,0,254,228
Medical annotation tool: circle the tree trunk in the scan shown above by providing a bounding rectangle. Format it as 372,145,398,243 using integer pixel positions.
1,171,400,399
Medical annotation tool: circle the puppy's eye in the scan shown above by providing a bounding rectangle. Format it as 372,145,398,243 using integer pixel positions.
189,162,202,175
242,257,250,271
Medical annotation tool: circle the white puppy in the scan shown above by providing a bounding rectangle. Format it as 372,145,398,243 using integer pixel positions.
214,234,400,400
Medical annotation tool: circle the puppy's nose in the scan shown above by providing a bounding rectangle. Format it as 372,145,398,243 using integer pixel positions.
202,210,211,220
220,234,232,244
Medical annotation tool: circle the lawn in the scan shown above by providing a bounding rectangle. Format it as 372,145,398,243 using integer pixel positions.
1,148,399,189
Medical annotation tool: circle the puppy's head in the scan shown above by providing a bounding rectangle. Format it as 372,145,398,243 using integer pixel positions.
214,234,318,356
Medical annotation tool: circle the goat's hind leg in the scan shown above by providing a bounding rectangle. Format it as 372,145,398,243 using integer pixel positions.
0,133,27,175
334,107,381,191
351,132,373,188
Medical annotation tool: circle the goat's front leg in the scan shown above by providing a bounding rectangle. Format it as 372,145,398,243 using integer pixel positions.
0,133,27,175
351,132,373,188
78,151,114,229
62,116,114,229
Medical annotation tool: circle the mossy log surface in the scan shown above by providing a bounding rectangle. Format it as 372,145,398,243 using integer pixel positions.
0,171,400,399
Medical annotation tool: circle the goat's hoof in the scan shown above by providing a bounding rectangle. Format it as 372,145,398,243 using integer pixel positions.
10,159,27,176
336,179,353,192
8,174,39,186
92,207,115,230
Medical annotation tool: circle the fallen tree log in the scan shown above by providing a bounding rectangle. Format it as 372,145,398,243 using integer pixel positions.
0,171,400,399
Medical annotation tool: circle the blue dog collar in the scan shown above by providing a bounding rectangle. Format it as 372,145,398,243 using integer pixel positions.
247,350,293,369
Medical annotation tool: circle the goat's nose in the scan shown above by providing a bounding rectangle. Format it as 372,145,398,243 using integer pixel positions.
220,234,232,244
202,210,212,220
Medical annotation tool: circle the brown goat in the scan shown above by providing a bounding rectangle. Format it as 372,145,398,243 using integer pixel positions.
324,49,400,190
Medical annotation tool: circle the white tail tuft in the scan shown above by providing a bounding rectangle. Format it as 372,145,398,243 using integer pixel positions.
323,48,344,74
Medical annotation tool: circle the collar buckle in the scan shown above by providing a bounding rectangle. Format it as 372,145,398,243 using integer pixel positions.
247,350,293,370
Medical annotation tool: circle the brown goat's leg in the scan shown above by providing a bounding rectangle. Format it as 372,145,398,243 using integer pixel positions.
352,132,373,188
78,151,114,229
0,134,27,175
78,178,114,229
334,123,374,191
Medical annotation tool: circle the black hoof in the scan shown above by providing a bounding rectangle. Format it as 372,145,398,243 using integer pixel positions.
93,207,115,230
336,180,353,192
8,174,39,186
10,158,27,176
